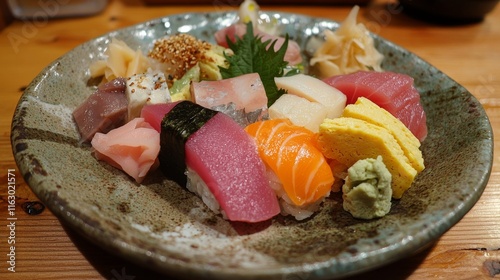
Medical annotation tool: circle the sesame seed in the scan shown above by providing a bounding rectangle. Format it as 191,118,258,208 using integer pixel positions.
148,33,213,87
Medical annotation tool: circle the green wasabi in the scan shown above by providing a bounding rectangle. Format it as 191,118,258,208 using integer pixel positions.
342,155,392,219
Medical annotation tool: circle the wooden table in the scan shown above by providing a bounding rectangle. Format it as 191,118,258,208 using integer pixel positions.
1,0,499,279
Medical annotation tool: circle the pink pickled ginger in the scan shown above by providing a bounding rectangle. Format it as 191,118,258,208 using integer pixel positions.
91,118,160,183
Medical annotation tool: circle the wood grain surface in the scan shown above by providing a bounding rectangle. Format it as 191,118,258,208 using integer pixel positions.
1,0,499,279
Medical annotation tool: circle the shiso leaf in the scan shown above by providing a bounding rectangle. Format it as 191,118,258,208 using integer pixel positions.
219,22,290,106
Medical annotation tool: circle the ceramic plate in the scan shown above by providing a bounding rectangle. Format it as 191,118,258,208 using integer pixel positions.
11,11,493,279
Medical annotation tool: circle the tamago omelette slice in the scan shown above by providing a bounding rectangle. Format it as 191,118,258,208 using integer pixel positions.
318,117,417,199
318,97,425,199
342,97,424,172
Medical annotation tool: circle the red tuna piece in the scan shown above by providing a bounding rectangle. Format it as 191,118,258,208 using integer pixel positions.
73,78,128,142
140,102,180,132
185,112,280,223
141,101,280,223
323,71,427,141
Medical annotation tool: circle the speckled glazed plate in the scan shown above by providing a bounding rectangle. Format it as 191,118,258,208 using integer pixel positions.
11,11,493,280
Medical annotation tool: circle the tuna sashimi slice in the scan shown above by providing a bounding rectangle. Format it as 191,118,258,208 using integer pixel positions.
91,118,160,183
185,112,280,223
140,102,180,132
146,101,280,222
215,23,303,66
73,78,128,142
323,71,427,141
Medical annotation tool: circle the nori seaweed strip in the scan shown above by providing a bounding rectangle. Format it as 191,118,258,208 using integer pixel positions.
159,101,218,186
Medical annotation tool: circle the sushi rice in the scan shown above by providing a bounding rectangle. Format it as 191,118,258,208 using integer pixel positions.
185,167,228,220
266,167,328,220
186,165,327,221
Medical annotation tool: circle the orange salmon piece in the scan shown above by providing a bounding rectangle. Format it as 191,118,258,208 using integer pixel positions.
245,119,334,206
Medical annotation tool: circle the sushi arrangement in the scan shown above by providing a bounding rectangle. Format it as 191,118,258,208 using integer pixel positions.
245,119,334,220
143,101,280,223
72,0,426,223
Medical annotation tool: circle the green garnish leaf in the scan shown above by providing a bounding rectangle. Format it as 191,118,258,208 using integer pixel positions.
219,22,290,106
285,66,302,77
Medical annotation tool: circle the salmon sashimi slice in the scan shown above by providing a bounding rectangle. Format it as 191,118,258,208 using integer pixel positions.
245,119,334,207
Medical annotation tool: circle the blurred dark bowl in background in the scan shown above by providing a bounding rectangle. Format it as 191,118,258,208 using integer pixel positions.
399,0,499,24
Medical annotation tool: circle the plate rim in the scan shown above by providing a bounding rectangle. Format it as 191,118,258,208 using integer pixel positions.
10,10,494,280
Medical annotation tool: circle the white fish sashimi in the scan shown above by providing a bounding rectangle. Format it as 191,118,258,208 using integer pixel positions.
275,74,347,119
269,94,328,133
